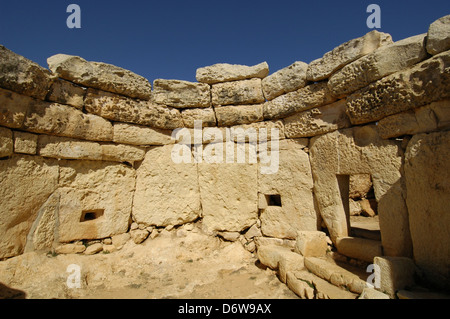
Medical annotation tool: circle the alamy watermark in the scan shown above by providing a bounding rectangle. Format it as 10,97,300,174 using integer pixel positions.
66,4,81,29
66,264,81,289
366,4,381,29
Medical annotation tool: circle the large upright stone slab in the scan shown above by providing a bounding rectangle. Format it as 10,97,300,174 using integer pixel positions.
306,31,393,81
426,15,450,55
0,155,59,258
329,34,428,97
47,54,152,100
309,126,412,257
404,131,450,290
347,50,450,125
152,79,211,108
132,145,201,227
196,62,269,84
262,61,308,101
57,160,136,242
211,78,265,106
0,45,54,100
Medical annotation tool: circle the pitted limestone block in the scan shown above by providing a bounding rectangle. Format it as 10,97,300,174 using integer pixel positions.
57,160,136,242
230,120,285,142
306,30,393,81
0,87,38,129
113,122,174,146
0,155,59,259
196,62,269,84
85,88,183,130
46,78,86,110
262,61,308,101
215,104,263,127
211,78,265,106
47,54,152,100
329,34,428,97
346,50,450,125
13,131,38,155
0,126,13,157
284,99,350,138
263,82,336,120
132,144,201,227
152,79,211,108
0,45,54,100
181,108,217,128
426,15,450,55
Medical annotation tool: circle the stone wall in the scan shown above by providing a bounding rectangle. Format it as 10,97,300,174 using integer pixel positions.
0,15,449,290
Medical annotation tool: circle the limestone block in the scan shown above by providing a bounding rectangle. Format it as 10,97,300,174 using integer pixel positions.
218,231,241,242
211,78,265,106
215,104,263,127
306,30,393,81
374,256,416,298
286,272,315,299
152,79,210,108
346,50,450,125
256,245,293,270
113,122,174,146
309,126,412,257
377,100,450,139
130,229,149,244
230,120,285,143
101,144,145,164
404,131,450,290
329,34,428,97
198,143,258,232
38,135,103,161
181,108,217,128
0,87,38,129
278,253,305,284
263,82,336,120
262,61,308,101
283,99,351,138
132,145,201,227
349,174,372,199
85,88,183,130
295,231,328,257
55,243,86,255
359,287,390,299
0,155,59,259
196,62,269,84
0,45,54,100
84,243,103,255
13,131,38,155
258,139,317,239
426,15,450,55
0,126,13,157
46,78,86,110
47,54,152,100
57,160,136,242
336,237,383,263
111,233,130,249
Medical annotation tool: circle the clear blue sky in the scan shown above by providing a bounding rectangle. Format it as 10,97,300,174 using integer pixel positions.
0,0,448,83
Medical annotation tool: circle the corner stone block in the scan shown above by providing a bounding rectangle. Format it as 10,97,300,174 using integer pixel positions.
262,61,308,101
426,15,450,55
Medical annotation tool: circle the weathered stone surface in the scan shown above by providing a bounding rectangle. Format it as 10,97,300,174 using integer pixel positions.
113,122,174,146
0,88,38,129
84,243,103,255
0,155,59,259
263,82,336,120
306,30,393,81
111,233,130,249
329,34,428,97
181,108,217,128
230,120,285,142
38,135,102,160
336,237,382,262
198,143,258,232
374,256,416,298
346,50,450,125
211,78,265,106
196,62,269,84
215,104,263,127
283,99,350,138
46,78,86,110
47,54,152,100
349,174,372,199
0,126,13,157
256,245,293,270
295,231,327,257
258,139,317,239
13,131,38,155
262,61,308,101
359,287,390,299
286,272,315,299
101,144,145,164
55,243,86,255
0,45,54,100
130,229,149,244
132,145,201,227
377,100,450,139
426,15,450,55
404,131,450,289
152,79,210,108
218,231,241,242
57,160,136,243
278,253,305,284
85,89,183,130
310,126,412,257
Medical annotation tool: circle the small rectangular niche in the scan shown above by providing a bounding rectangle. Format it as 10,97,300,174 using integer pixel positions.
80,209,104,222
266,194,282,207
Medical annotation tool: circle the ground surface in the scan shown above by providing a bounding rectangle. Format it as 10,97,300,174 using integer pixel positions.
0,227,299,299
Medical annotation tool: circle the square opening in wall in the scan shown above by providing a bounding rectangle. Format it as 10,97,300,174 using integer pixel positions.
266,194,282,207
80,209,104,222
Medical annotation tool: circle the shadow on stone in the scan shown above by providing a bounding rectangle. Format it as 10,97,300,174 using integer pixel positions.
0,282,26,299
